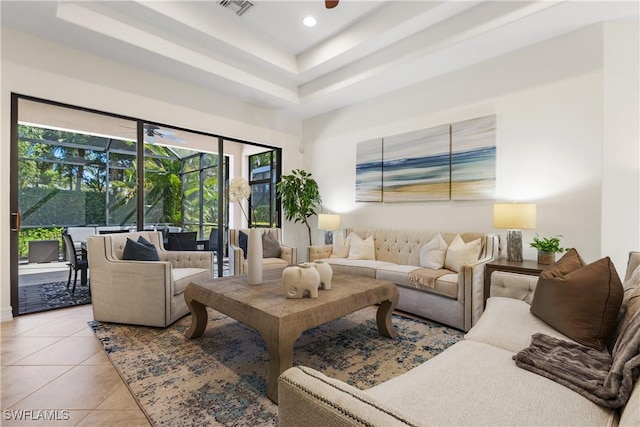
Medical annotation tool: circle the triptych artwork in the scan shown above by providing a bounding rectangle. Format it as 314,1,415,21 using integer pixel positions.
356,115,496,202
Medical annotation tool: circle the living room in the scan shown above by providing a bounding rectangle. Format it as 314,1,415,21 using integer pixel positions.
1,1,639,425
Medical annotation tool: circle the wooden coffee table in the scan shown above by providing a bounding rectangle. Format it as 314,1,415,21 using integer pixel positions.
183,268,399,403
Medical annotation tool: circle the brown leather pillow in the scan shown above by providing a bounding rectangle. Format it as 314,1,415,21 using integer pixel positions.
530,255,623,351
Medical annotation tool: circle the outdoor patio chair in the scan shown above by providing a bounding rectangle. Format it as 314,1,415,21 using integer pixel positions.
166,231,197,251
62,233,89,293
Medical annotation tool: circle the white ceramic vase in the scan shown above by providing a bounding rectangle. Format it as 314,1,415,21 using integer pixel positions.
247,228,263,285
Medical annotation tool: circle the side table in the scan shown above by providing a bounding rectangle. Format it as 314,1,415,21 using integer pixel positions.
484,259,548,307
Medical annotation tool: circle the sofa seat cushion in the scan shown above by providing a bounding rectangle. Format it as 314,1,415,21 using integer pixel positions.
321,258,396,278
240,257,289,272
465,297,577,353
172,268,211,295
367,340,615,427
376,265,459,299
262,257,289,270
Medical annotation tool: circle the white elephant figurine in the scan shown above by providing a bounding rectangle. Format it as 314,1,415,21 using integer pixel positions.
282,264,321,299
310,261,333,290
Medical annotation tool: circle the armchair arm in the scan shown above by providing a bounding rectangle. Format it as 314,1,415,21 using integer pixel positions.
89,257,174,327
308,244,333,262
279,244,297,265
228,243,245,275
279,367,421,427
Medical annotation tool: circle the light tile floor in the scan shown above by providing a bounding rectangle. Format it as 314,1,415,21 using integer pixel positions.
1,305,150,426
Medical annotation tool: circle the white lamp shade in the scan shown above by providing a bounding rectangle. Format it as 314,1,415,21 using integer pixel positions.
493,203,537,229
318,213,341,230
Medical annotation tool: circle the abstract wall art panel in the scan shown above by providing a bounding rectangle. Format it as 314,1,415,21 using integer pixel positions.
382,125,451,202
450,115,496,200
355,138,383,202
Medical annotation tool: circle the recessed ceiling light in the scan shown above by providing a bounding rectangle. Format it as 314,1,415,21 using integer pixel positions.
303,16,317,27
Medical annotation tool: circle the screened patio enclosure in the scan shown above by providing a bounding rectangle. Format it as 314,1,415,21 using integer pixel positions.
18,124,229,252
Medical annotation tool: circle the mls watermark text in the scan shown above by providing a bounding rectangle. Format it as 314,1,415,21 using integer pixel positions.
3,409,70,421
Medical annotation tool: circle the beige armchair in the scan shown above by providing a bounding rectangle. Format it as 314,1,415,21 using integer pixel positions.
228,228,297,275
86,231,213,327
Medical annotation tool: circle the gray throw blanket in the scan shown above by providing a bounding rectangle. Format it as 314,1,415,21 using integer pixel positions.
513,312,640,408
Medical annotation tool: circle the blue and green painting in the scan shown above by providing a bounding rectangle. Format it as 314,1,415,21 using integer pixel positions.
451,115,496,200
382,125,451,202
355,138,383,202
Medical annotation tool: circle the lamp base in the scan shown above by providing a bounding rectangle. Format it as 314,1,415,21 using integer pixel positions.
324,231,334,245
506,229,523,262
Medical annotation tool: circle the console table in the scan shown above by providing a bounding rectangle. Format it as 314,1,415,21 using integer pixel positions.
484,259,547,306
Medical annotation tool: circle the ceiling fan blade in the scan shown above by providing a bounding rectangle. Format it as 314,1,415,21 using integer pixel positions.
158,133,188,144
325,0,338,9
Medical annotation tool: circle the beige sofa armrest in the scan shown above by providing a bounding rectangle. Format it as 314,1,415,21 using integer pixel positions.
459,235,499,330
279,244,297,265
490,271,538,304
308,244,333,261
279,367,421,427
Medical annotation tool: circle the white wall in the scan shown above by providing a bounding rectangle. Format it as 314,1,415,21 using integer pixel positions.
602,22,640,273
0,29,304,320
304,24,639,272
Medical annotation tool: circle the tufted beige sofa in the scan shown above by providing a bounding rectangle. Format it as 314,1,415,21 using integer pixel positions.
278,252,640,427
228,228,297,276
308,228,499,331
86,231,213,327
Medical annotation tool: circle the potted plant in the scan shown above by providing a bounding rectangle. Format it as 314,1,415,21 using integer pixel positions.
530,234,566,265
276,169,322,246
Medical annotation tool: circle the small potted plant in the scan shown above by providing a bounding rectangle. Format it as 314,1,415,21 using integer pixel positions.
530,234,566,265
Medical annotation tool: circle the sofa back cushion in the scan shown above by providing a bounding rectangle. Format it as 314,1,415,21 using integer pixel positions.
608,261,640,350
444,235,482,273
345,228,494,267
347,233,376,260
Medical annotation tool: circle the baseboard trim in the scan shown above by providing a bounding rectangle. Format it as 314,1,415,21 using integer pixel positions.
0,306,14,322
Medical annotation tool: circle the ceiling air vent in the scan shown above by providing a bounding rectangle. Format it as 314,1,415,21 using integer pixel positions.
219,0,254,16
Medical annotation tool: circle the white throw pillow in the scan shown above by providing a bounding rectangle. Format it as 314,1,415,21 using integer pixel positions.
330,233,350,258
347,233,376,260
419,235,448,269
444,235,482,273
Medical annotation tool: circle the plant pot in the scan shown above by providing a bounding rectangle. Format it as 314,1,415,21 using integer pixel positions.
537,250,556,265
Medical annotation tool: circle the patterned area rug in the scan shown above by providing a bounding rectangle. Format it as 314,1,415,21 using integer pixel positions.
90,306,463,426
19,281,91,314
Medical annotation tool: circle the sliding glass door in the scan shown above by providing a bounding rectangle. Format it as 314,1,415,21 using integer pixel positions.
13,98,138,314
10,95,280,315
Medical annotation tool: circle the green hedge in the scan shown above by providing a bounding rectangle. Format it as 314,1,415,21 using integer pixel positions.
19,188,106,226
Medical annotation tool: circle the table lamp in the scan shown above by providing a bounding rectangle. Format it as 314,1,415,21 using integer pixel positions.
493,203,537,262
318,213,341,244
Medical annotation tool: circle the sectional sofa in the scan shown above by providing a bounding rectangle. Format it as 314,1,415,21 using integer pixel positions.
278,251,640,427
308,228,499,331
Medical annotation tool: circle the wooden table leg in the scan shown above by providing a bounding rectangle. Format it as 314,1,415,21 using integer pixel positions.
376,293,399,339
262,330,300,403
184,298,208,339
